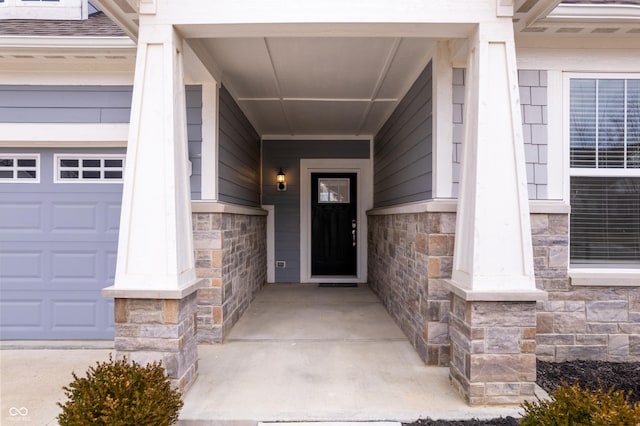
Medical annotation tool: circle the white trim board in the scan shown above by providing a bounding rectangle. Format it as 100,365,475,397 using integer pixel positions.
263,204,276,283
300,158,373,284
0,123,129,147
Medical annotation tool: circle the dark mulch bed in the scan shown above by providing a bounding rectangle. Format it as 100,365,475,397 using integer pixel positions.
536,360,640,403
403,360,640,426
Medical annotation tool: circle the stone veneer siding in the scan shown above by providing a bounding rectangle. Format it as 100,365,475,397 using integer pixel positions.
193,212,267,343
368,212,456,366
448,296,537,404
532,213,640,362
114,292,199,392
369,211,640,368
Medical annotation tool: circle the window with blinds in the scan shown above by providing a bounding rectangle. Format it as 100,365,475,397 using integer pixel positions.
569,78,640,267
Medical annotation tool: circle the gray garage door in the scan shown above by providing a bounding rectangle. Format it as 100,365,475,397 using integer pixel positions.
0,148,124,340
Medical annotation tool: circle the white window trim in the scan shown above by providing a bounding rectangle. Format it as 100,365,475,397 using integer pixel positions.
565,72,640,278
569,268,639,287
54,153,125,184
0,0,84,20
0,153,40,183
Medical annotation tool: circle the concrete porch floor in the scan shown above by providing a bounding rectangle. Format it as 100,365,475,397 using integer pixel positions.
179,283,521,424
0,284,524,425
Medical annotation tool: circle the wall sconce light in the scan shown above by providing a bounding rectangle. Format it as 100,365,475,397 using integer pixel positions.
276,167,287,191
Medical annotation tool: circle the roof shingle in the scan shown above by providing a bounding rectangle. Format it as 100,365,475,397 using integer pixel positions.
0,12,128,37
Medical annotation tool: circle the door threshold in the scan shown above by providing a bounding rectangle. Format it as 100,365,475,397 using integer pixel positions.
318,282,358,288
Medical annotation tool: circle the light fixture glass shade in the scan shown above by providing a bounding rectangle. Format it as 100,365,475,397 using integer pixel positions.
277,168,285,183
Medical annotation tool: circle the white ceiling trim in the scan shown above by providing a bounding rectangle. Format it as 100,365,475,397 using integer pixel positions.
356,37,402,135
262,37,294,135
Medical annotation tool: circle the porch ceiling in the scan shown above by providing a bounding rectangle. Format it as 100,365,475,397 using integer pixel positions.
191,36,435,137
90,0,639,137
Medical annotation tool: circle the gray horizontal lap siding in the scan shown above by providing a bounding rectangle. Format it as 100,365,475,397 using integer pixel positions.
0,85,204,200
0,85,133,123
374,61,433,208
186,86,203,200
262,139,370,283
218,85,260,207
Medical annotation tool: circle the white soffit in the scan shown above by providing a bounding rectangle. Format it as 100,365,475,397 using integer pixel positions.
518,0,640,35
200,36,433,137
546,2,640,22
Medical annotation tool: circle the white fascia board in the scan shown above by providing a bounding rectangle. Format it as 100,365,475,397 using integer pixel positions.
165,0,495,28
0,36,135,50
516,47,640,72
545,3,640,22
177,23,474,40
0,70,134,86
0,123,129,147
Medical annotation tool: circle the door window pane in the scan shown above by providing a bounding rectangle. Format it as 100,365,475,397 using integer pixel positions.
318,178,350,203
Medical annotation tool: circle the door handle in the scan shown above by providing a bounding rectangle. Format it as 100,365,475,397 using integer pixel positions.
352,220,357,247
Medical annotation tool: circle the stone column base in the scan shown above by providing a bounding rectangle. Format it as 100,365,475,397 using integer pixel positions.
448,291,540,405
112,290,200,393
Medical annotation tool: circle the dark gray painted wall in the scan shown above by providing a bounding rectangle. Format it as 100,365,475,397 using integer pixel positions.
374,61,433,207
217,85,261,207
185,86,203,200
0,85,204,200
262,139,370,282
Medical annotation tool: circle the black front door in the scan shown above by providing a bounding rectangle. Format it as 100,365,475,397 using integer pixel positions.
311,173,357,276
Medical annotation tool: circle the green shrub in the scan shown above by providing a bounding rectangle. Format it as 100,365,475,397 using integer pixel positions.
57,355,183,426
519,382,640,426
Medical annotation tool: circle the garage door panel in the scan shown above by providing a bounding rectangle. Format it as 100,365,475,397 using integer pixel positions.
1,292,114,339
105,299,115,332
52,299,99,328
52,202,98,232
0,297,44,328
106,251,117,281
0,251,43,280
51,251,98,281
49,293,113,338
106,203,121,233
0,203,42,232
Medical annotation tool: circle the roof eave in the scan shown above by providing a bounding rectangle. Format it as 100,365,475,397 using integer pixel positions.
543,3,640,22
91,0,139,41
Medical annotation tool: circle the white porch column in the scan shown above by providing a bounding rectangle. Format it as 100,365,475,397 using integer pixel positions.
111,23,198,294
450,21,539,296
444,19,546,405
103,23,203,392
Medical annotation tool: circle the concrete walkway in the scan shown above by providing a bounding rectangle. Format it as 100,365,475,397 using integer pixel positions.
179,284,521,424
0,284,523,425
